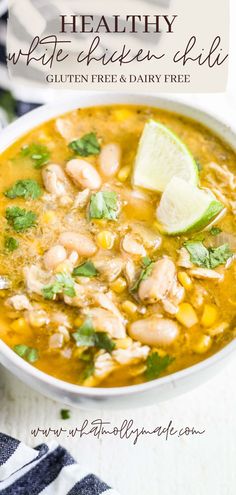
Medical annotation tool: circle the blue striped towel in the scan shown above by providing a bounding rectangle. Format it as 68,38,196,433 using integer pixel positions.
0,433,119,494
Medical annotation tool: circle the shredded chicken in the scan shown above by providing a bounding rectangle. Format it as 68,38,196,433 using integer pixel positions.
89,307,126,339
94,350,116,379
6,294,32,311
24,265,52,295
112,342,150,365
178,248,193,268
207,162,236,190
93,257,123,283
122,233,146,257
139,258,176,304
72,189,90,209
189,268,224,280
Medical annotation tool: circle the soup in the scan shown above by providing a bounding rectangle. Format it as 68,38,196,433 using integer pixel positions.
0,104,235,388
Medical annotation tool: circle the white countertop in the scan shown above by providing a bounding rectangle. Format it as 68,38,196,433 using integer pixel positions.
1,356,236,494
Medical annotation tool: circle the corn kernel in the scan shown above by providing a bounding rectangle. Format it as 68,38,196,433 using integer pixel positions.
201,304,218,328
118,166,131,182
42,211,56,224
176,302,198,328
129,364,147,377
113,108,132,121
83,376,97,387
74,317,83,327
110,277,127,293
121,300,138,315
11,318,28,332
178,271,192,290
192,334,212,354
92,219,107,227
96,230,115,250
115,337,133,349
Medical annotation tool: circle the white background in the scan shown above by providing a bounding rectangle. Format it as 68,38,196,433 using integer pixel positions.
0,1,236,493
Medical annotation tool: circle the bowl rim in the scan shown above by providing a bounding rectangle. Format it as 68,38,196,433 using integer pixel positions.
0,92,236,398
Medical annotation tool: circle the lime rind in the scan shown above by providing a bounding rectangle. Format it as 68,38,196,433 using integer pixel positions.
156,177,224,235
133,120,199,193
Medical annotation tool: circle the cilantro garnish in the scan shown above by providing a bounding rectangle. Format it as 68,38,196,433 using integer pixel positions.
4,236,19,252
21,143,50,169
6,206,37,232
60,409,71,420
42,273,76,300
89,191,118,221
73,318,115,353
14,344,39,363
131,256,154,292
184,240,232,269
73,261,98,278
209,226,222,236
5,179,42,200
145,352,174,381
69,132,101,157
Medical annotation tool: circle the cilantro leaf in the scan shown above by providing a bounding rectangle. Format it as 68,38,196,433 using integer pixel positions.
73,318,115,353
89,191,118,220
14,344,39,363
184,240,233,269
145,352,174,381
42,273,76,300
131,256,154,292
5,179,42,200
208,244,233,268
184,241,210,268
21,143,50,169
210,226,222,236
83,361,95,380
94,332,116,353
69,132,101,157
6,206,37,232
60,409,71,420
4,236,19,252
73,318,96,347
73,261,98,278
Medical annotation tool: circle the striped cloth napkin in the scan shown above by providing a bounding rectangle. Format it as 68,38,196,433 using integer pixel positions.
0,433,119,494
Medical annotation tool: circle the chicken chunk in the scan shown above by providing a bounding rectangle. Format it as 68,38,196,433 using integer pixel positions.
5,294,32,311
90,307,126,339
138,258,176,304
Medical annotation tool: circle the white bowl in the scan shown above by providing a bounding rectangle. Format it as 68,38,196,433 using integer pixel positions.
0,93,235,410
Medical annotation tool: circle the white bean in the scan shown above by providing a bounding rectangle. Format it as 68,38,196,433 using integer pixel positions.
42,164,69,197
66,159,101,190
129,317,179,346
43,245,67,271
99,143,121,177
59,231,97,257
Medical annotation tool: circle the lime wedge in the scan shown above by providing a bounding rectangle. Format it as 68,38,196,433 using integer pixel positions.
156,177,224,235
133,120,198,192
